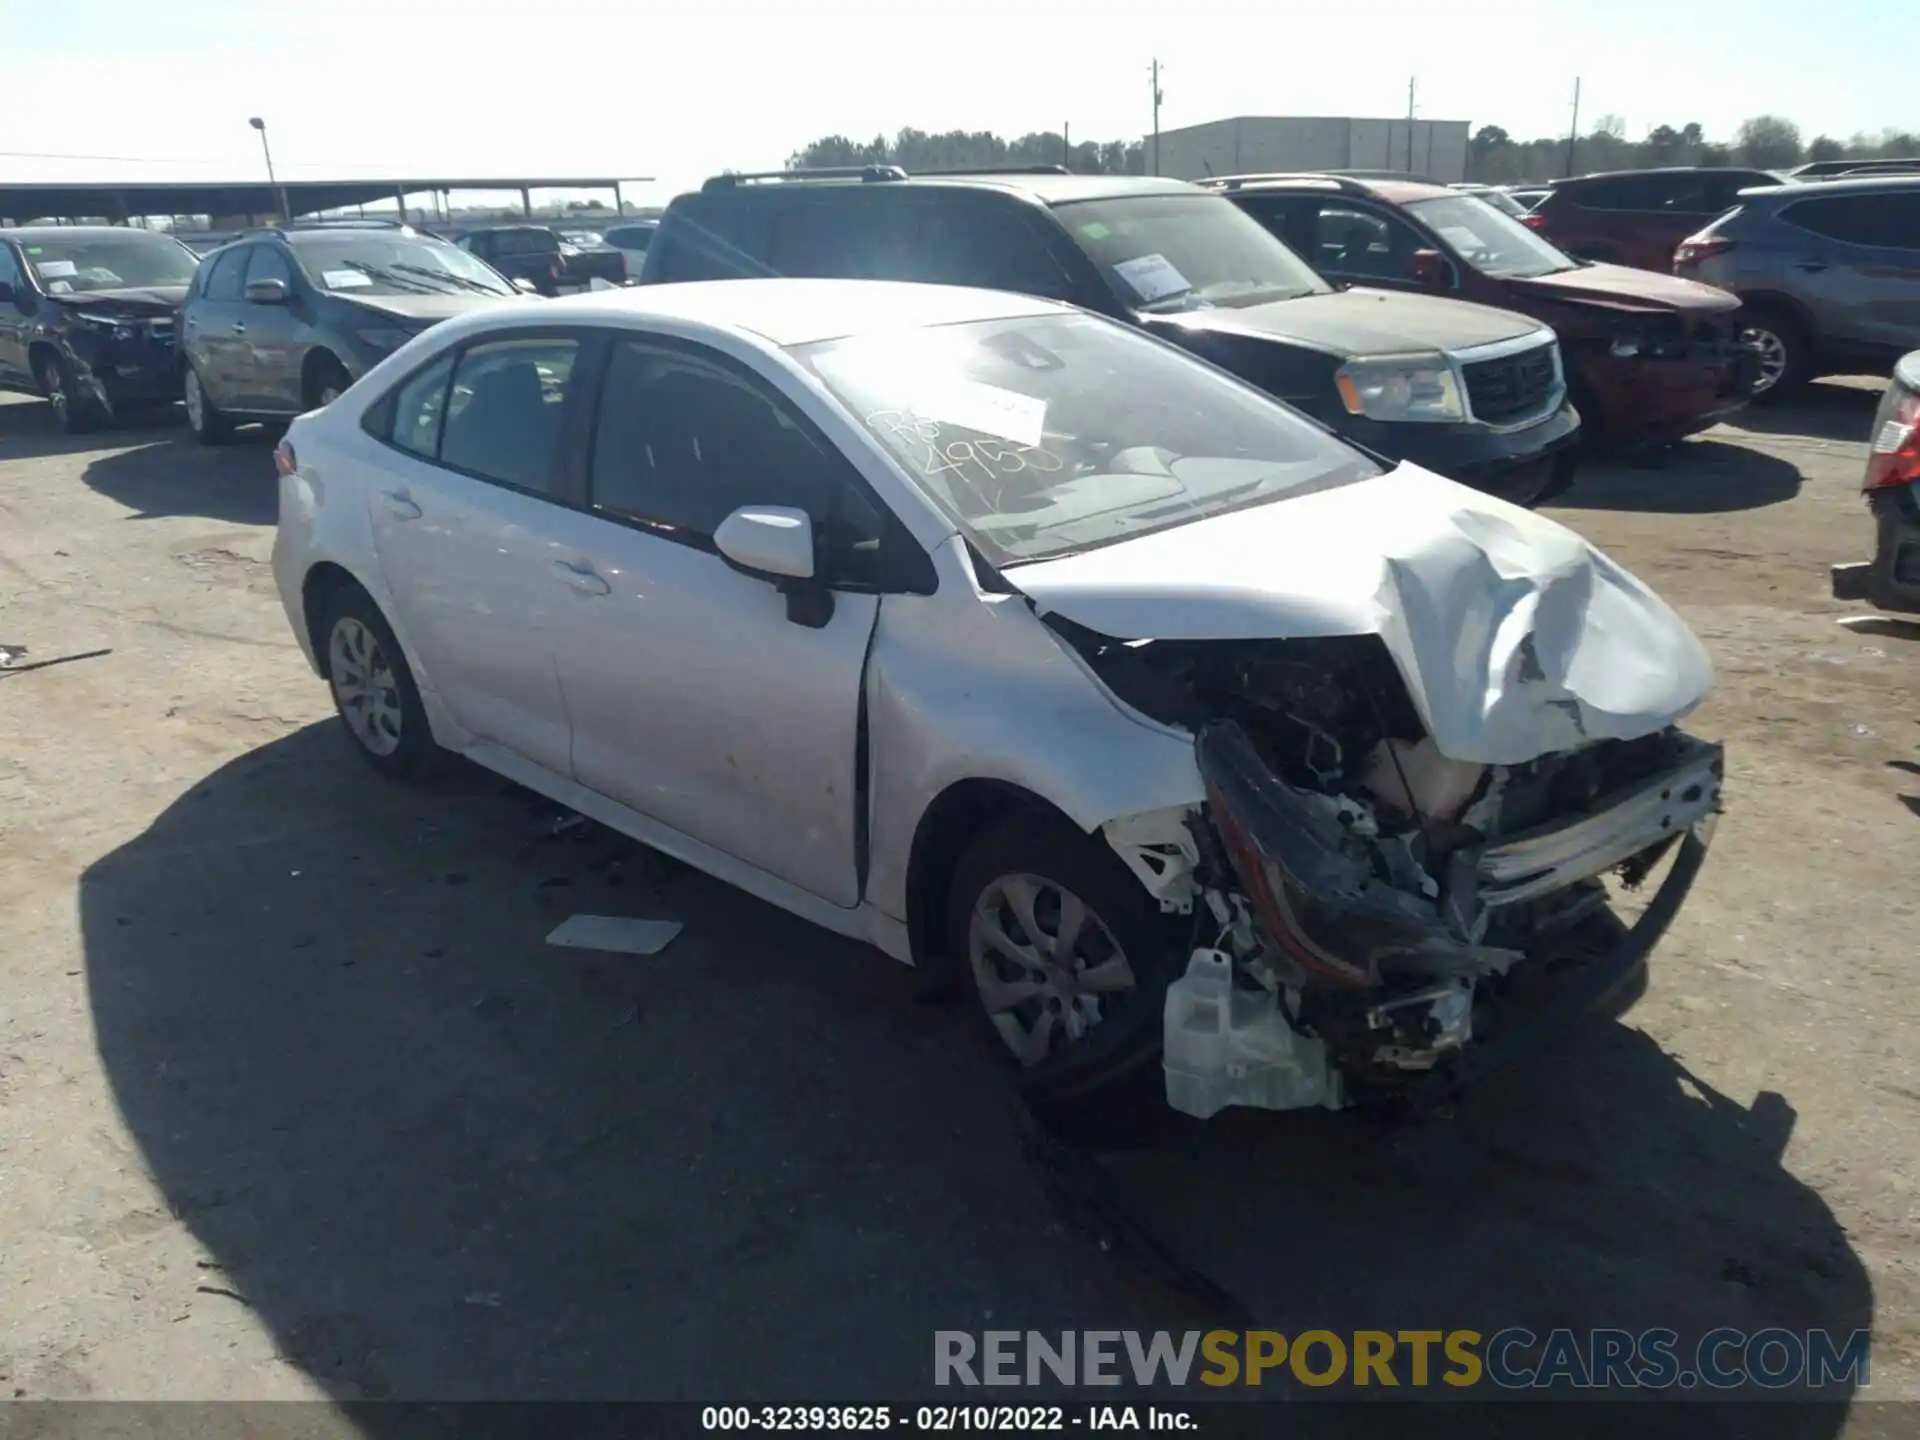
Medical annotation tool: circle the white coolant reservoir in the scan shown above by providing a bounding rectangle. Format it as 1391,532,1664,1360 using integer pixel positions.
1162,949,1345,1119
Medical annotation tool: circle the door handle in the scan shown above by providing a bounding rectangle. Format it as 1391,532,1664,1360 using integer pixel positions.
1795,258,1830,273
380,492,422,520
231,322,247,335
551,560,611,596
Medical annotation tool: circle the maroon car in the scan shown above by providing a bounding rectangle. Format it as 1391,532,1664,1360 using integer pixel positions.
1210,173,1762,450
1527,167,1782,273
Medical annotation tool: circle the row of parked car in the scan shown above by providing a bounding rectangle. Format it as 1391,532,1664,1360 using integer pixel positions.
0,163,1912,513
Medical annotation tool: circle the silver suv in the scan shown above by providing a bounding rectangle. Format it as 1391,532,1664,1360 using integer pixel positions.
1673,175,1920,397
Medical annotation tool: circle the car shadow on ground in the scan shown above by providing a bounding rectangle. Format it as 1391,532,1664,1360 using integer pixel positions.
1725,381,1885,445
81,726,1869,1432
1555,439,1802,514
0,399,280,525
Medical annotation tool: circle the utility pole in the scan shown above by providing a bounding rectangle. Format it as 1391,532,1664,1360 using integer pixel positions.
1565,78,1582,179
1150,60,1163,176
1063,121,1070,170
1406,75,1417,172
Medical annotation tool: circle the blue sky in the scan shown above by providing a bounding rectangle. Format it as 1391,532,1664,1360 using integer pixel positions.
0,0,1906,206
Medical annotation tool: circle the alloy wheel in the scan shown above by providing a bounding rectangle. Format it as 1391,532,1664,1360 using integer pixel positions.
1745,326,1788,394
967,873,1138,1067
328,616,404,757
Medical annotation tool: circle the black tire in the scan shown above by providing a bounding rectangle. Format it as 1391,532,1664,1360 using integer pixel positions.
944,812,1191,1124
316,584,440,781
183,364,234,445
34,349,105,434
306,355,352,411
1741,302,1813,403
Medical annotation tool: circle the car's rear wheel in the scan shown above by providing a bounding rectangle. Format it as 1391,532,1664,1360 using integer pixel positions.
945,813,1190,1122
183,365,234,444
1741,303,1812,402
34,350,104,434
318,585,438,780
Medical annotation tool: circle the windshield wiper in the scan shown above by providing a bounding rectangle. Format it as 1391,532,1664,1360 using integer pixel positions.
390,262,499,295
337,261,441,295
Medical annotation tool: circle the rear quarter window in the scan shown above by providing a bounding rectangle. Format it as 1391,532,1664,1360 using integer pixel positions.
649,200,772,282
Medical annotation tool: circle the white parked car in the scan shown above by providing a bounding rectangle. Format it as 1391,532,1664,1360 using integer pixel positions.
271,279,1723,1121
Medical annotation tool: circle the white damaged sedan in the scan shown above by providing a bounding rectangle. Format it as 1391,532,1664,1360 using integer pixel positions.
271,278,1722,1122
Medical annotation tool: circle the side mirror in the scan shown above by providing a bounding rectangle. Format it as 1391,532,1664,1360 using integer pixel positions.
714,505,834,629
1408,249,1450,288
0,282,13,303
512,277,540,295
245,277,289,304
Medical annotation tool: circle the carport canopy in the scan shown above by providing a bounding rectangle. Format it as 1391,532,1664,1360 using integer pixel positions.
0,176,654,224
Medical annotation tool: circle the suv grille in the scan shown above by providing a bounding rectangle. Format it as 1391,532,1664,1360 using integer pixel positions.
1462,342,1558,424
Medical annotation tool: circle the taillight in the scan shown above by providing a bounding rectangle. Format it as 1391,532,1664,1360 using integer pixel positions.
1522,212,1547,229
1865,386,1920,490
1675,234,1735,267
274,437,296,476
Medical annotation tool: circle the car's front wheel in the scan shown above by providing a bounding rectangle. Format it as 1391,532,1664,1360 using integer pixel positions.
945,813,1190,1120
318,585,438,780
35,350,105,434
184,366,234,444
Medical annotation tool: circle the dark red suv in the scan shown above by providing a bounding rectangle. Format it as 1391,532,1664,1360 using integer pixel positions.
1211,173,1761,451
1527,167,1784,272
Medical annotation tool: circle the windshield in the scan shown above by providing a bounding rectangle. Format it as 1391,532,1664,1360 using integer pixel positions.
796,312,1380,567
292,234,516,297
560,230,604,247
1055,194,1331,312
1468,189,1528,219
19,233,199,294
1406,194,1578,279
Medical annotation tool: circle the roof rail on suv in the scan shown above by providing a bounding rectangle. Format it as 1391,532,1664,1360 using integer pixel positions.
912,165,1073,176
244,219,413,237
1201,172,1375,195
701,166,908,191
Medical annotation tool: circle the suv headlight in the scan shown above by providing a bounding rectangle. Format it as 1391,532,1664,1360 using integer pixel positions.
69,311,136,341
1334,354,1465,423
353,325,414,353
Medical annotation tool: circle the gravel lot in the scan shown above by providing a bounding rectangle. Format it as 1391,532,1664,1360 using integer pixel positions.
1,383,1916,1431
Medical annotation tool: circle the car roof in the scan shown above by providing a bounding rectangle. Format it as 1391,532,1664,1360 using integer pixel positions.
693,171,1202,208
529,276,1069,347
4,225,186,243
1738,172,1920,199
1552,166,1784,186
1205,174,1456,205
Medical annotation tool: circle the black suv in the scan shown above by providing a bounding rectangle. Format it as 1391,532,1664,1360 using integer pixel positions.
640,167,1582,506
179,221,529,443
0,226,200,432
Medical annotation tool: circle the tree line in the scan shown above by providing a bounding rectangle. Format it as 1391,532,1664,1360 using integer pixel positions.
787,116,1917,182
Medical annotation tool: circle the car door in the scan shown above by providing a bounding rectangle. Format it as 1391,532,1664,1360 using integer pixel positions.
235,243,304,412
1779,192,1920,352
181,248,249,406
364,332,589,777
0,243,30,386
537,333,885,908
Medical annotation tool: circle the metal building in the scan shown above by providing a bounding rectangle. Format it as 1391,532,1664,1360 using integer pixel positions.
1153,116,1472,184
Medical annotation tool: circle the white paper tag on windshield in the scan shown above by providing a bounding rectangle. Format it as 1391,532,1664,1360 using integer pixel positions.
1437,226,1482,251
915,380,1047,448
35,260,78,279
1112,253,1191,303
47,280,73,294
323,270,373,289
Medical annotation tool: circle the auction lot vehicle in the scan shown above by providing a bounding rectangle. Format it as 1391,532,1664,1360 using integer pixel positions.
1832,350,1920,613
1673,176,1920,397
1529,167,1785,272
272,279,1722,1120
456,224,629,295
640,167,1580,508
0,226,199,432
1213,174,1761,450
179,223,525,442
603,220,659,270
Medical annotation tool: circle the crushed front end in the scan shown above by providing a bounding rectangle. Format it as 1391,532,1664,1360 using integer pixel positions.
1076,631,1724,1119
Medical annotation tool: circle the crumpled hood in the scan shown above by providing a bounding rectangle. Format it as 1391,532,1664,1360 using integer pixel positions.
1504,262,1740,315
1008,464,1713,765
52,286,187,316
1148,288,1545,357
338,292,518,324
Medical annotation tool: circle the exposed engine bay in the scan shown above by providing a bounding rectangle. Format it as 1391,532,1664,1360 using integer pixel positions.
1055,619,1725,1118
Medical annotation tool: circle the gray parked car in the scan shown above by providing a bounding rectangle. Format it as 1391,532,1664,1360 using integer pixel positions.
1673,175,1920,397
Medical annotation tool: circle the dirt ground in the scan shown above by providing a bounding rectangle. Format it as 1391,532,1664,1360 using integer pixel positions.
1,381,1917,1430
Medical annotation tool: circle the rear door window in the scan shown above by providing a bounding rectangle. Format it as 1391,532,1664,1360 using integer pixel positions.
1568,175,1671,211
438,338,580,493
200,249,247,301
894,194,1078,299
1788,193,1920,250
767,196,893,278
385,352,456,457
243,245,294,291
